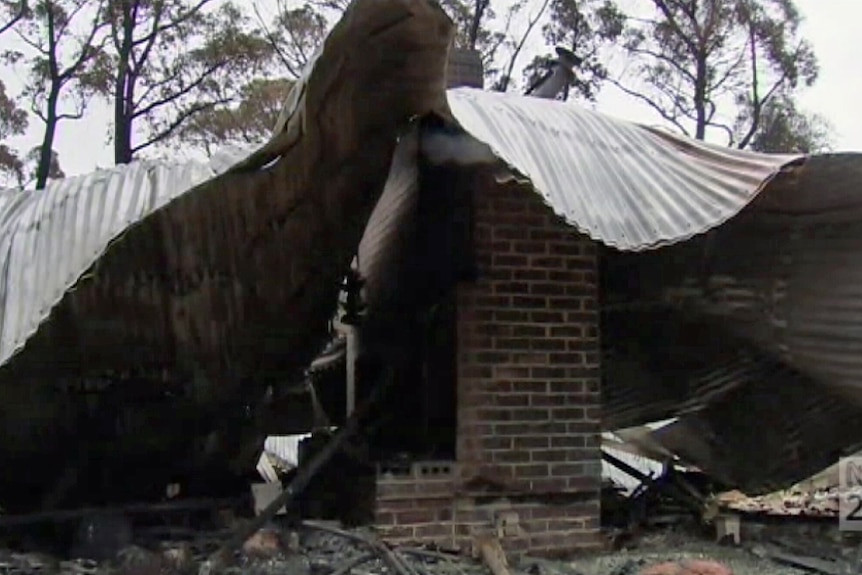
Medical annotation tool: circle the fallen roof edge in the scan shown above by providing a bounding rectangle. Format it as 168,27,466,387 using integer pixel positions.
443,87,812,252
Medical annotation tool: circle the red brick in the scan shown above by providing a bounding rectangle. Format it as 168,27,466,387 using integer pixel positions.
482,436,513,450
566,448,598,462
512,296,548,309
396,509,437,525
551,436,587,448
496,338,532,350
549,352,585,364
377,525,416,539
513,381,547,393
530,256,564,269
531,338,567,351
494,282,529,295
530,478,569,492
551,463,585,476
513,269,547,283
514,464,550,478
376,512,396,524
513,325,547,337
414,524,453,538
532,450,568,463
510,408,550,422
495,309,530,322
495,226,529,240
376,499,418,512
447,175,600,555
494,254,528,267
549,381,586,393
514,241,548,254
493,451,531,463
531,311,565,322
549,325,583,337
553,407,586,420
495,366,531,378
529,394,560,407
514,436,550,449
495,394,530,407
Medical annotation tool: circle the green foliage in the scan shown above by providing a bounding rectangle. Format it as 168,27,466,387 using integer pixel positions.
176,77,293,155
105,0,273,163
6,0,108,188
440,0,542,87
611,0,820,147
0,0,28,34
0,73,27,187
746,91,832,153
261,1,329,78
522,0,624,100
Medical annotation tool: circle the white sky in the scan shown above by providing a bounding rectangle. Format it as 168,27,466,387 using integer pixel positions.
2,0,861,180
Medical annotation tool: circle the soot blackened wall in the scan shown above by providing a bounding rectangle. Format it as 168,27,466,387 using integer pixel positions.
374,169,603,557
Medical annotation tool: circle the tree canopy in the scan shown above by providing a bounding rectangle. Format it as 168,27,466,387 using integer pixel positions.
610,0,821,147
0,0,836,187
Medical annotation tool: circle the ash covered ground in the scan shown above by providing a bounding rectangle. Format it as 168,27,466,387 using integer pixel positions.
0,517,852,575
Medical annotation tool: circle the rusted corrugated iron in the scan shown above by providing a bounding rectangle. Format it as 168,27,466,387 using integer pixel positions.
1,0,862,505
0,0,455,509
601,210,862,491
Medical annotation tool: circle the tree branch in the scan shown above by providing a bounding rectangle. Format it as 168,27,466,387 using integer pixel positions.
708,120,735,146
14,27,45,52
496,0,549,93
0,0,27,36
59,0,107,82
53,0,89,42
132,99,229,155
57,110,85,120
736,21,761,149
626,43,696,82
709,46,747,93
148,0,210,39
651,0,698,55
608,76,691,136
252,1,295,75
131,0,165,73
133,63,184,107
132,61,223,120
467,0,490,50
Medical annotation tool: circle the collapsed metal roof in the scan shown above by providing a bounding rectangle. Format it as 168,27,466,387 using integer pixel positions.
0,0,861,502
443,88,803,251
0,27,854,376
0,151,248,369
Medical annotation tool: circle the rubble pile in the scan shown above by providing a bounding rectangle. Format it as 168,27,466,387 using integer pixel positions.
0,517,854,575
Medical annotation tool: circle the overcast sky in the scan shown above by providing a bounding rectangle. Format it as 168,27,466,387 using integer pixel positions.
3,0,861,181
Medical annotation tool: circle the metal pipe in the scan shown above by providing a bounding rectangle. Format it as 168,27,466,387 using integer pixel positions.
526,46,582,100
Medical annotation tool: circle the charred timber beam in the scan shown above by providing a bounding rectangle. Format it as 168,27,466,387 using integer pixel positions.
200,367,393,574
0,497,241,529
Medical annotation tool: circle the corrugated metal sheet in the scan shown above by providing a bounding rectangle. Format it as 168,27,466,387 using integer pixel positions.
602,214,862,491
0,0,458,507
647,367,862,494
605,214,862,410
357,127,420,319
443,87,802,251
0,150,250,370
601,442,664,495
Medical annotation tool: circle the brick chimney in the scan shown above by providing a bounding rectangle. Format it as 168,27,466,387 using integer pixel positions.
446,49,483,89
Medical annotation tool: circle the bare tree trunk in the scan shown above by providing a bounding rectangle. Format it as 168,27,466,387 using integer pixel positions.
694,57,707,140
35,92,59,190
467,0,489,49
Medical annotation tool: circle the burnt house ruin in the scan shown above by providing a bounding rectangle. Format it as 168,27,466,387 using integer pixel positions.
1,0,862,559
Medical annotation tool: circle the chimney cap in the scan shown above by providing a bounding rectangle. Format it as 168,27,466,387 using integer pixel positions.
555,46,582,68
